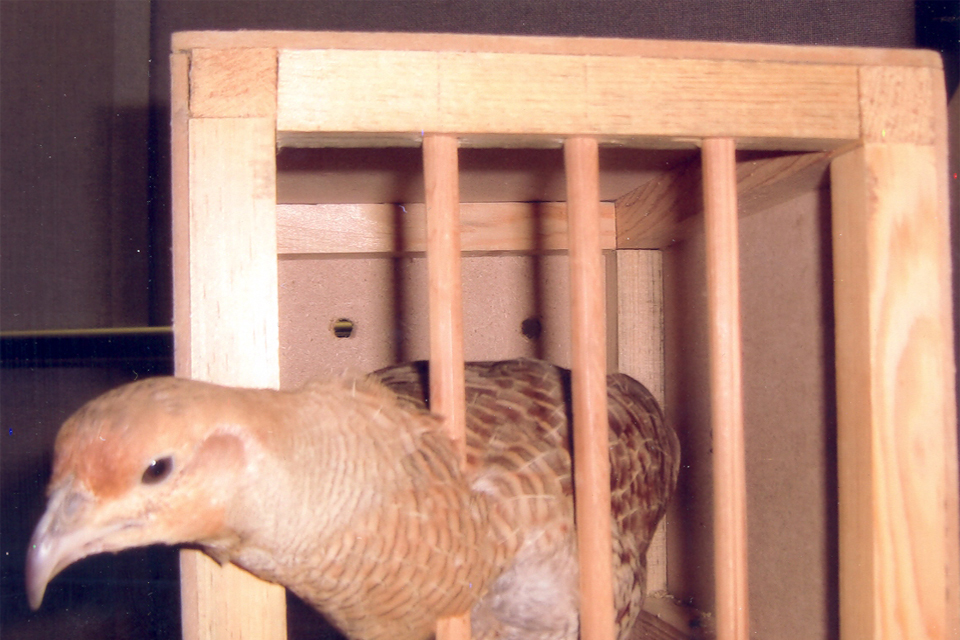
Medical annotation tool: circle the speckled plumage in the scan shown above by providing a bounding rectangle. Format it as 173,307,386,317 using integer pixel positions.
27,358,678,640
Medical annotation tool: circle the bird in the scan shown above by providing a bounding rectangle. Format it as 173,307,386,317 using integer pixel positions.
26,358,679,640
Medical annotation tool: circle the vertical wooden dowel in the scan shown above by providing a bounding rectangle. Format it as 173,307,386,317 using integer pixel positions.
565,136,615,640
423,133,466,463
702,137,749,640
423,133,470,640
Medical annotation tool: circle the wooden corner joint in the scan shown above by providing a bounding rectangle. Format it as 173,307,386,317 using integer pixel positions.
858,65,939,145
188,47,279,119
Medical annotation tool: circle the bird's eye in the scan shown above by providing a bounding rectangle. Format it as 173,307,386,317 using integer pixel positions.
142,456,173,485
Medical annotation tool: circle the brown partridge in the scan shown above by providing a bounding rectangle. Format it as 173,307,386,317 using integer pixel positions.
27,358,679,640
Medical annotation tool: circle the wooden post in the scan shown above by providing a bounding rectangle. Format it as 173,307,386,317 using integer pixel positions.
702,137,749,640
423,133,471,640
171,48,287,640
829,62,959,640
831,141,956,640
565,136,615,640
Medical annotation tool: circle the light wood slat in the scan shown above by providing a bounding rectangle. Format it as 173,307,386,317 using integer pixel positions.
173,30,943,69
702,138,749,640
616,148,847,249
831,143,957,640
438,52,587,135
278,50,859,144
585,57,856,141
423,134,471,640
175,115,286,640
615,250,667,593
171,52,192,378
276,202,616,254
280,49,439,134
180,560,287,640
565,136,615,640
184,118,281,387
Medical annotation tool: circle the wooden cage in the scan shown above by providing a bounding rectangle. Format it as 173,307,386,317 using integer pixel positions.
170,31,959,640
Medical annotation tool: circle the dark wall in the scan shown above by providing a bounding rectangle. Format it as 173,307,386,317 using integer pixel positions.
1,1,151,330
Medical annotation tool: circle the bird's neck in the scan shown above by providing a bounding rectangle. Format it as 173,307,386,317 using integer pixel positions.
213,387,511,640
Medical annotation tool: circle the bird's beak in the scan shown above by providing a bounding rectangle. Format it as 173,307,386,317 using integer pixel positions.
26,483,126,610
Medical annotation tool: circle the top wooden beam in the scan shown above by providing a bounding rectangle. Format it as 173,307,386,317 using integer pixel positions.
273,49,859,146
176,31,944,150
172,30,941,68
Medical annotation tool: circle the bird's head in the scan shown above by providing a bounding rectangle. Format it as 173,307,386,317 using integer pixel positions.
26,376,259,610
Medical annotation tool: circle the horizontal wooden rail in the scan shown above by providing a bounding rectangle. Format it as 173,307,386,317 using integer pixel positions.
272,48,861,146
276,202,616,255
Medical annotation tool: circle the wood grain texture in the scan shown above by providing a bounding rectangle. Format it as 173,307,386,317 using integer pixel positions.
171,52,191,378
831,143,958,640
180,556,287,640
279,49,438,134
934,69,960,640
615,250,668,593
423,134,471,640
185,117,280,388
189,48,277,118
701,138,749,640
178,116,285,640
277,49,859,144
565,137,615,640
616,149,846,249
859,65,936,145
173,30,942,69
438,52,587,135
615,250,664,408
276,201,616,254
423,134,467,460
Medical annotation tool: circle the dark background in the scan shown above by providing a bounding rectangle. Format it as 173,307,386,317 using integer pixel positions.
1,2,957,639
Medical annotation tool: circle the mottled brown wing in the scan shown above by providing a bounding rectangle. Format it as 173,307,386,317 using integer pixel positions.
373,358,677,538
606,371,679,554
372,358,679,640
373,358,573,507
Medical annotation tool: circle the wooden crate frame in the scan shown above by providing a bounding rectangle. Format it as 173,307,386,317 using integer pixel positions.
170,31,958,640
